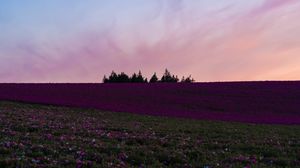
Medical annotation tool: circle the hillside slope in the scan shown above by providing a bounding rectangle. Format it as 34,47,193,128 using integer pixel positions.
0,82,300,124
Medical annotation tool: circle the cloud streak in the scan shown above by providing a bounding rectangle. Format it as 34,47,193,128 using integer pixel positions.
0,0,300,82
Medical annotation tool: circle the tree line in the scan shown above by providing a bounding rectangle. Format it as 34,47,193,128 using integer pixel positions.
103,69,195,83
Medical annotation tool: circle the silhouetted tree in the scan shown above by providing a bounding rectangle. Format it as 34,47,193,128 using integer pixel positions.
161,69,179,83
108,71,118,83
117,72,130,83
172,75,179,82
181,76,185,82
103,75,109,83
103,71,130,83
161,69,171,82
181,75,195,83
102,69,195,83
130,73,138,83
136,70,147,83
150,73,158,83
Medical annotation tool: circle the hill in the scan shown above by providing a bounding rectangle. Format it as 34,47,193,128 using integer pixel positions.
0,82,300,124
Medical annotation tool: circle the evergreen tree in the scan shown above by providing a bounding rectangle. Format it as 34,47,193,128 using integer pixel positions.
161,69,178,83
103,75,109,83
172,75,179,83
136,70,146,83
130,73,138,83
150,73,158,83
102,69,195,83
117,72,130,83
181,76,185,83
181,75,195,83
161,69,171,82
108,71,118,83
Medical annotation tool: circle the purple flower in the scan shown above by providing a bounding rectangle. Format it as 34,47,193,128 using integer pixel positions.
118,152,128,161
45,133,53,140
76,159,83,168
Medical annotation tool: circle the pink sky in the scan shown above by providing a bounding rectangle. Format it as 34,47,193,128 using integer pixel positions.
0,0,300,82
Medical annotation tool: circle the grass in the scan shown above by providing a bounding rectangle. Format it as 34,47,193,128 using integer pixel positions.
0,101,299,167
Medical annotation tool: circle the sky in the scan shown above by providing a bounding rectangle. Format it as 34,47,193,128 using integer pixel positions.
0,0,300,83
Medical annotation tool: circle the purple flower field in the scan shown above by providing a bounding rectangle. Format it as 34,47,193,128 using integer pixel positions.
1,82,300,124
1,101,299,167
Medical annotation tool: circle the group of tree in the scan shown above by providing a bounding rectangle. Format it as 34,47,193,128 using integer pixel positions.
103,69,195,83
103,71,147,83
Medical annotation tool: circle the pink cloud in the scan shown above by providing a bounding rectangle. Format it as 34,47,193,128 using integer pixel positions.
1,1,300,83
250,0,298,16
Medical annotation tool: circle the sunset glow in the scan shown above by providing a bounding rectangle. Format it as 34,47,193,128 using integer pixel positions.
1,0,300,82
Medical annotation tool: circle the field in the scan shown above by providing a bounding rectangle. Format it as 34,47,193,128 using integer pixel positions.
0,101,299,167
1,82,300,124
0,82,300,167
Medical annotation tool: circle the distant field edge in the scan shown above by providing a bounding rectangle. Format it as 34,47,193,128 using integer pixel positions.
1,100,299,126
